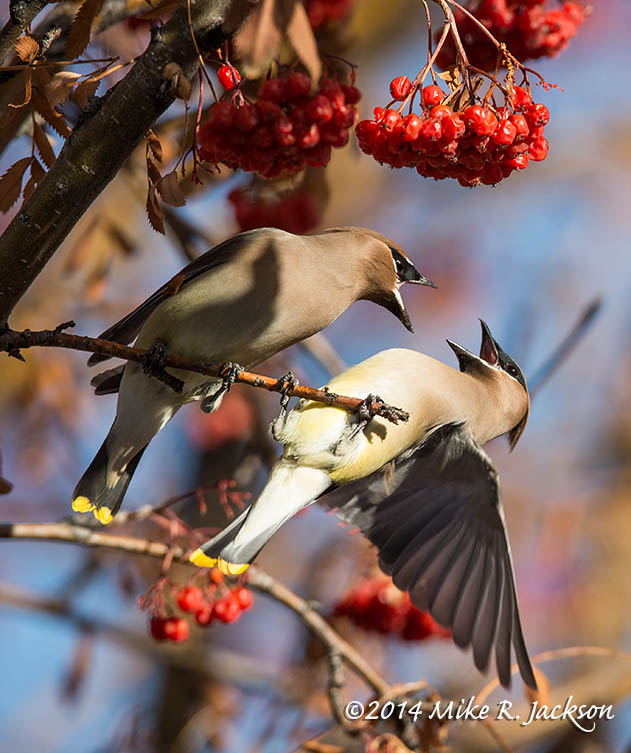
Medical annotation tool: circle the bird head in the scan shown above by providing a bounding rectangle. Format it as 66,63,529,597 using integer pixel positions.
447,320,530,450
329,227,436,332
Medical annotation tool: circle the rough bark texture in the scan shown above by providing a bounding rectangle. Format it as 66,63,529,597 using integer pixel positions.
0,0,244,326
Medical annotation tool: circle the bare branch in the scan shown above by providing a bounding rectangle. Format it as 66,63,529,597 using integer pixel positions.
0,0,50,66
0,324,410,423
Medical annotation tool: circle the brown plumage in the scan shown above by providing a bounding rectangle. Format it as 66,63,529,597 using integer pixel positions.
72,226,435,523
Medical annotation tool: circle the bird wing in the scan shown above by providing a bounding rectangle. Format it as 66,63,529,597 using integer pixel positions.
87,234,246,366
322,422,537,690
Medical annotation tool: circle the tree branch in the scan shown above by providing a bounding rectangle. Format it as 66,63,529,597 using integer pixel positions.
0,0,49,66
0,324,410,423
0,0,249,326
0,520,391,696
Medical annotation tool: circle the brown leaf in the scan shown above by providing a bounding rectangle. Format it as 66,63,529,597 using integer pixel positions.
31,87,71,137
524,666,550,708
146,129,163,163
32,66,52,88
157,170,186,207
146,185,165,234
33,123,56,168
162,272,186,298
233,0,282,79
65,0,104,59
15,35,39,64
285,0,321,84
74,77,100,110
22,158,45,200
163,62,192,100
8,68,33,109
45,71,82,107
0,157,32,213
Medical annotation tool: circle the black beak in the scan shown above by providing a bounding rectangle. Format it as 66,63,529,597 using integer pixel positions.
391,249,437,288
446,340,479,371
389,288,414,332
479,320,500,366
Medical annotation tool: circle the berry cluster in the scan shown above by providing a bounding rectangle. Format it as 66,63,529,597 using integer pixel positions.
148,572,254,643
333,577,451,641
228,186,323,234
306,0,355,30
356,79,550,186
436,0,586,71
198,71,361,179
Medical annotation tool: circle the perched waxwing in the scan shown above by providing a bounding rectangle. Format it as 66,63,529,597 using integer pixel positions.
190,321,536,689
72,226,435,524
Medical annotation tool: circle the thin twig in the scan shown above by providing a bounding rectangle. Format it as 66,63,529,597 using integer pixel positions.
0,521,392,696
0,325,410,424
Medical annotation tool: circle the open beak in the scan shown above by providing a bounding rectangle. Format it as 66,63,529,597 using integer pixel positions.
446,340,479,371
391,287,414,332
479,320,500,366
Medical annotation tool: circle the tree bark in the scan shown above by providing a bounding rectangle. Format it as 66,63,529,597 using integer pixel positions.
0,0,245,326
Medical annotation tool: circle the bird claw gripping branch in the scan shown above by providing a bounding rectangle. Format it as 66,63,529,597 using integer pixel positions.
142,340,184,393
200,361,244,413
271,370,300,440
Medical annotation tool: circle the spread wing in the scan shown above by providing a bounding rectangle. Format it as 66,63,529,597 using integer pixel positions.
87,232,254,366
323,422,537,689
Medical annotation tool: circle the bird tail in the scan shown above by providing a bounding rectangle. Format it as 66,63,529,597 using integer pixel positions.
71,439,147,525
190,463,332,574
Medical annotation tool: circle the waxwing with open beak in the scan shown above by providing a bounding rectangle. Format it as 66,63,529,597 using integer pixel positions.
191,321,535,689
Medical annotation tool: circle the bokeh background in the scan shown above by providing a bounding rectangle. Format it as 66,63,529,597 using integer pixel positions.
0,1,629,751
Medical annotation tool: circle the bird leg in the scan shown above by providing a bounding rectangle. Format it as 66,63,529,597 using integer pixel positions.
344,393,384,443
142,340,184,393
200,361,243,413
271,370,299,440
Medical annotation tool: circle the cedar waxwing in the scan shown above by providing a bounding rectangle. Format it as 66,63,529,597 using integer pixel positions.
190,321,536,689
72,226,435,524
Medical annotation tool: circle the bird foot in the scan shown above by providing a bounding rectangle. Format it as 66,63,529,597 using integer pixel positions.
142,339,184,393
271,370,299,440
200,362,244,413
357,393,383,422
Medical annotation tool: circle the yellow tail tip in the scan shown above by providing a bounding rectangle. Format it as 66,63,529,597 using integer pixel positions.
72,496,94,513
93,506,113,525
217,558,249,576
189,549,217,568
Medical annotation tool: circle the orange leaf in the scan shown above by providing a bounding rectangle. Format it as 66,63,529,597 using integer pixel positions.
31,87,71,137
65,0,104,59
74,77,100,110
0,157,32,213
157,170,186,207
146,185,165,234
33,123,56,168
15,35,39,63
8,68,33,109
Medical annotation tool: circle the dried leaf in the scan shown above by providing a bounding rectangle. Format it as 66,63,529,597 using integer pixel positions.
146,185,165,234
65,0,105,59
33,123,56,168
8,68,33,109
0,157,32,213
524,667,551,708
15,35,39,63
285,0,321,84
31,87,71,137
163,62,192,100
45,71,82,107
157,170,186,207
234,0,281,78
30,158,45,183
32,66,52,88
74,77,100,109
146,130,163,163
162,272,185,298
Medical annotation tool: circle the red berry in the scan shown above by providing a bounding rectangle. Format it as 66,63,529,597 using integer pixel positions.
150,616,167,641
422,84,444,109
259,77,286,103
234,587,253,610
298,123,321,149
512,86,532,109
492,119,517,146
420,118,442,141
257,99,282,121
381,108,401,131
306,94,333,124
285,71,311,101
389,76,413,101
341,85,361,104
319,79,345,109
207,100,234,130
528,137,549,161
441,115,465,141
163,616,189,643
506,152,529,170
402,113,423,142
526,103,550,127
333,104,356,128
509,113,530,141
195,604,215,626
234,103,260,133
218,64,241,90
176,585,204,613
214,595,241,624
